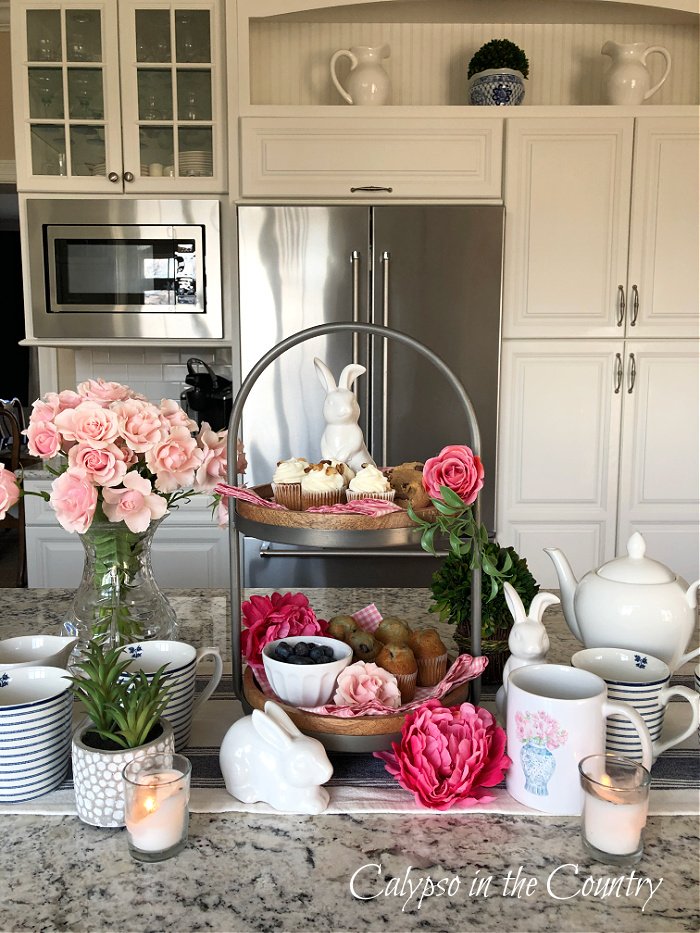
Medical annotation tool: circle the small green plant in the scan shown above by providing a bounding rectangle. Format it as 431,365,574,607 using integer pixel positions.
67,639,171,750
467,39,529,79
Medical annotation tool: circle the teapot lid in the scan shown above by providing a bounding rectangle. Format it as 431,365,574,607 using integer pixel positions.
597,532,675,584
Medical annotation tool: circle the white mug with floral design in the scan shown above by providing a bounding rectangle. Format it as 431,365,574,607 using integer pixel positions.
506,664,653,815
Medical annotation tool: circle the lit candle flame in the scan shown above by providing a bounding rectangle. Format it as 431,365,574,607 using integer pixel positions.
144,795,157,813
600,772,613,788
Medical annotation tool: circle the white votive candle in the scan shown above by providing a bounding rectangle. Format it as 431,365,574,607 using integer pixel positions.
123,756,192,860
583,779,649,855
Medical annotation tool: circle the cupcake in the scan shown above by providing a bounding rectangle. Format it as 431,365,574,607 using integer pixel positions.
271,457,308,510
345,463,395,503
376,644,418,703
408,628,448,687
323,459,355,488
300,462,346,509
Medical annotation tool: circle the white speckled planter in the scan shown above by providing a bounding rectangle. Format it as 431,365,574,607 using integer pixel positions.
72,719,175,828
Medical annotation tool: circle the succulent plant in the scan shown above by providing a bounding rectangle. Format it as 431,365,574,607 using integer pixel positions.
467,39,530,79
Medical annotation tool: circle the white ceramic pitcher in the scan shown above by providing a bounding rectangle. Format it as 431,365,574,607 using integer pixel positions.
601,41,671,105
330,44,391,105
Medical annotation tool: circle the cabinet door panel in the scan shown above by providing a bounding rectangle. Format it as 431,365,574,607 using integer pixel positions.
617,341,699,582
627,118,700,338
503,118,633,338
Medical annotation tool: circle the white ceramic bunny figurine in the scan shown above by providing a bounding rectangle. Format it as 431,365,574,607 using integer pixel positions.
495,582,560,723
219,700,333,814
314,357,374,473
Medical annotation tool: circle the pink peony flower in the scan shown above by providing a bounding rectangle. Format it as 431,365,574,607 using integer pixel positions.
49,467,98,534
160,398,198,433
115,399,168,454
77,378,132,404
193,423,228,492
25,419,62,459
145,425,204,493
422,445,484,506
67,442,128,487
0,464,20,520
102,472,168,533
333,662,401,709
375,699,511,810
241,592,327,667
54,401,120,449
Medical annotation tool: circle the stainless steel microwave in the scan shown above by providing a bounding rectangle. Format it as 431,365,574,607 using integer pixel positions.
24,198,223,340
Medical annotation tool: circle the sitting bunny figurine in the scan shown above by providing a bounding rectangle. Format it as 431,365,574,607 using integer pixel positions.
314,357,375,473
219,700,333,814
495,582,560,723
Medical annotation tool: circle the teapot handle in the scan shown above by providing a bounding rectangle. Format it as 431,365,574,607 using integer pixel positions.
330,49,357,104
642,46,672,100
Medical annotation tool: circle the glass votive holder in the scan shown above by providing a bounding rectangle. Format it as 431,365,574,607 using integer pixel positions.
122,754,191,862
578,754,651,865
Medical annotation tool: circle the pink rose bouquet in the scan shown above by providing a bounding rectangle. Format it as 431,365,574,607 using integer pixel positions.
375,699,510,810
333,662,401,709
0,464,21,521
423,444,484,506
241,591,328,668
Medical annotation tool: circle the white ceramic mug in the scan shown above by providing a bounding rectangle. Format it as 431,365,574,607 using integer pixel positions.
694,664,700,741
0,635,77,669
121,641,222,752
572,647,699,763
506,664,653,815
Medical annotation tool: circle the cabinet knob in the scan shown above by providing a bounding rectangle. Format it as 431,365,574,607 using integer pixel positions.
123,172,135,183
108,172,120,183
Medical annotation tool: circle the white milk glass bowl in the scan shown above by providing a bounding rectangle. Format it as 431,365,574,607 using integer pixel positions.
262,636,352,707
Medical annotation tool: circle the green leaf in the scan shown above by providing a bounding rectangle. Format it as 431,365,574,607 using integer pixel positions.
420,525,437,555
439,486,468,510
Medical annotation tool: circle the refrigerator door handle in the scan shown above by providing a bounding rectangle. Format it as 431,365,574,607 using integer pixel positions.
351,249,361,364
381,249,391,467
258,544,448,558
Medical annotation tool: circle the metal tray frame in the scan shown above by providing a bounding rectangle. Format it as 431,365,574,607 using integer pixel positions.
225,321,485,736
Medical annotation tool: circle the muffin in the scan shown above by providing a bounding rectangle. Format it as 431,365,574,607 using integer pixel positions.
349,630,382,663
327,614,359,643
375,616,412,646
345,464,395,502
376,644,418,702
271,457,308,510
408,628,449,687
300,462,346,509
386,462,432,510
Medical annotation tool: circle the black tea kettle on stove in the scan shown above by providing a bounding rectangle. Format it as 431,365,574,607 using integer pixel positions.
180,358,233,432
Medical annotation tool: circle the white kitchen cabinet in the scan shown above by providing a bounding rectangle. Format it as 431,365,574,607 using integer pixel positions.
24,480,229,588
497,339,699,589
11,0,226,193
502,115,699,339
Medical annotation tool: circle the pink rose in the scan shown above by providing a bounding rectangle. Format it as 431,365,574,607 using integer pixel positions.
54,401,120,449
333,662,401,709
375,699,511,810
422,444,484,505
145,425,204,493
241,592,327,667
193,423,228,492
0,464,20,520
160,398,198,433
77,379,132,404
67,442,128,487
49,467,98,534
29,400,58,424
25,419,62,459
102,472,168,533
115,399,167,454
216,496,228,529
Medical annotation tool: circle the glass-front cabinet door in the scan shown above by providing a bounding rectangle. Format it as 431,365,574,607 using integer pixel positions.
12,1,225,193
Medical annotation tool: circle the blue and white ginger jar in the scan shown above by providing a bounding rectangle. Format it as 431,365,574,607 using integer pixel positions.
468,68,526,106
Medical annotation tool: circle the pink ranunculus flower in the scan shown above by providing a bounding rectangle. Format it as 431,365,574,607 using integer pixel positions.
0,464,20,520
102,472,168,533
333,662,401,709
145,425,204,493
77,378,132,404
375,699,511,810
193,423,228,493
160,398,198,433
54,401,120,449
241,592,328,667
25,419,62,459
115,398,168,454
68,441,128,487
422,444,484,505
49,467,98,534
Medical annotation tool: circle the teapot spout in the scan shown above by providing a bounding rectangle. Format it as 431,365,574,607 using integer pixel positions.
544,547,583,642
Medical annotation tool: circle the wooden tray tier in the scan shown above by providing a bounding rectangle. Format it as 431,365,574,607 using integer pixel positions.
234,484,438,548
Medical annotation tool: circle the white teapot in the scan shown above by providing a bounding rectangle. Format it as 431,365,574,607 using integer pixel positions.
545,532,700,672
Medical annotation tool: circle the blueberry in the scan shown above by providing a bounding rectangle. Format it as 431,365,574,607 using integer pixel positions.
321,645,335,659
288,655,313,665
275,642,292,659
309,646,326,662
294,642,310,657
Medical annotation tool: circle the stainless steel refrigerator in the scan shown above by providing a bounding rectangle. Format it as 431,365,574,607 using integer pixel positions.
237,204,504,588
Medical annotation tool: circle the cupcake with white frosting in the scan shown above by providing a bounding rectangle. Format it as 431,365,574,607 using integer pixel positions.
345,463,395,503
323,459,355,488
300,462,346,510
272,457,308,510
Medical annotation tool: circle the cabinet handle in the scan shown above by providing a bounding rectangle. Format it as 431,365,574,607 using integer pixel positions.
350,185,393,193
614,352,623,393
616,285,626,326
108,171,120,183
351,250,360,364
259,545,448,558
123,171,135,183
627,352,636,394
630,284,639,326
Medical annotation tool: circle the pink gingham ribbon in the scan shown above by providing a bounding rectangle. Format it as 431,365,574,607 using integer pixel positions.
352,603,383,633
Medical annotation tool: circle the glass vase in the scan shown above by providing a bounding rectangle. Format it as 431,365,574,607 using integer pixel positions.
63,516,176,655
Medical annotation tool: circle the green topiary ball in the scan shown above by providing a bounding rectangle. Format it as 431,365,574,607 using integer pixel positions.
467,39,530,79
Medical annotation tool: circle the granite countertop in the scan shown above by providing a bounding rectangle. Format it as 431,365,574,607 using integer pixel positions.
0,587,697,933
